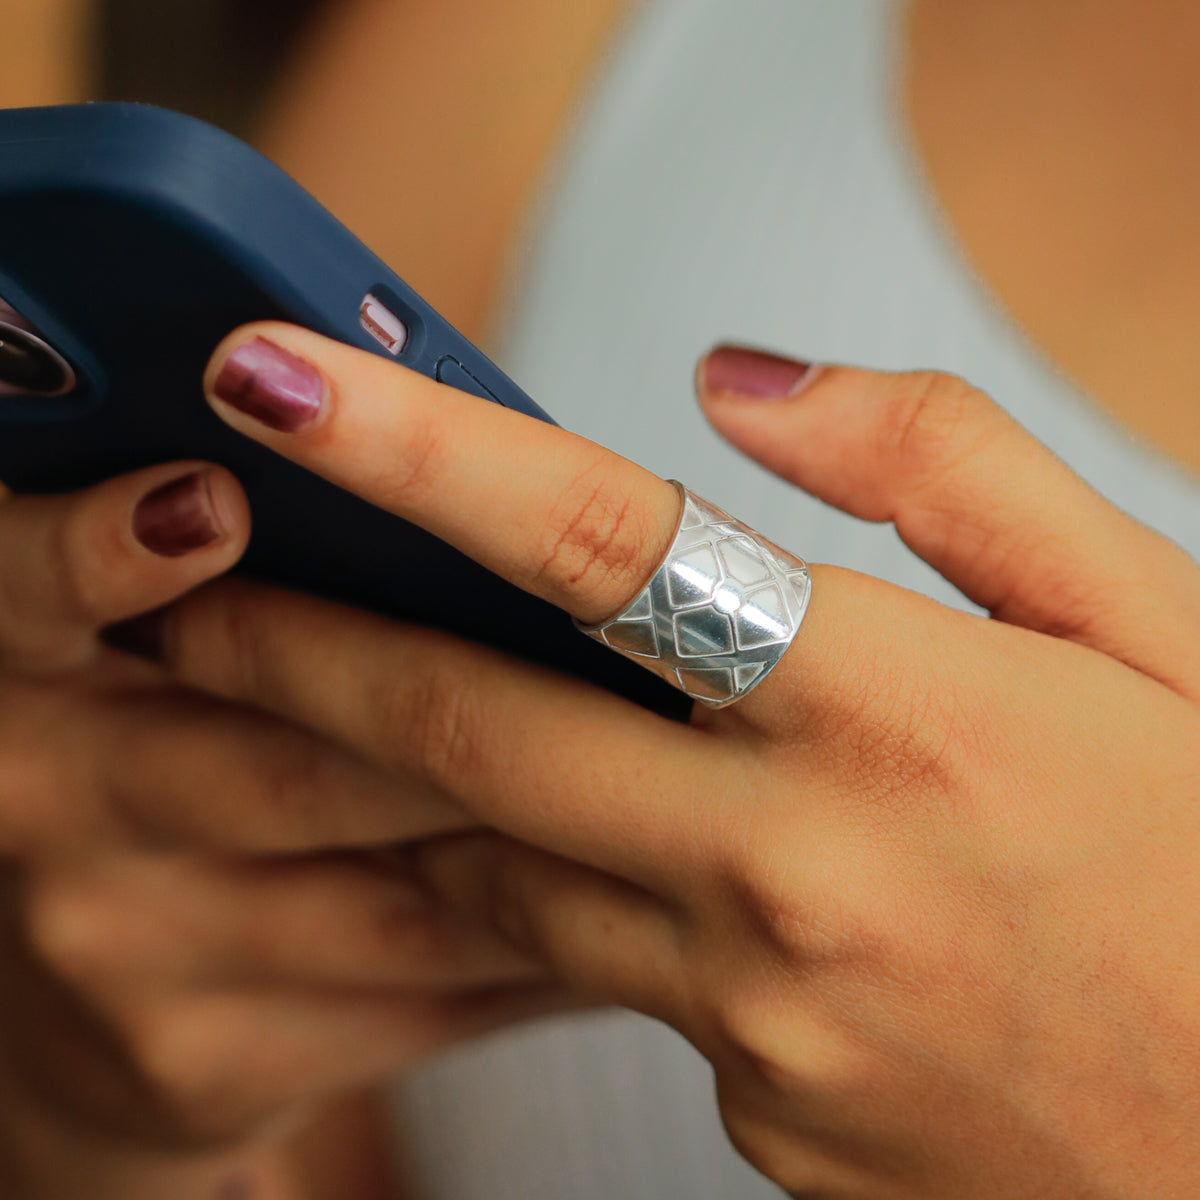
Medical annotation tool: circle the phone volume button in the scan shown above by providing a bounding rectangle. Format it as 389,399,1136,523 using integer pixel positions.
434,356,505,406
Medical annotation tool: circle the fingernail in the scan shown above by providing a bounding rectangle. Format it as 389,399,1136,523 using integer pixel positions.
702,345,815,399
100,609,167,664
211,337,325,432
133,472,222,558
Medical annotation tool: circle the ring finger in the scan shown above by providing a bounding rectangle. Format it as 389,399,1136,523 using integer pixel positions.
83,684,477,856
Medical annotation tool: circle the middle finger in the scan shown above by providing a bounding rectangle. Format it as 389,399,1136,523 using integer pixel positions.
82,683,476,855
31,851,548,992
164,578,725,892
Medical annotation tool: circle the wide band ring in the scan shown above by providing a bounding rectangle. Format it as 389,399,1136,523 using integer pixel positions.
574,481,812,708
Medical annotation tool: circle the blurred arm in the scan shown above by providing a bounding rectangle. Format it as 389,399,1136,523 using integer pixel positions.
255,0,635,342
0,0,91,107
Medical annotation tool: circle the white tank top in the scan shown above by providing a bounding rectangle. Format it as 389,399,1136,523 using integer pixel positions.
388,3,1200,1197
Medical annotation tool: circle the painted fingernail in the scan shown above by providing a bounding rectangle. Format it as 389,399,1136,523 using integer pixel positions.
100,608,167,664
133,471,222,558
702,345,815,399
211,337,325,432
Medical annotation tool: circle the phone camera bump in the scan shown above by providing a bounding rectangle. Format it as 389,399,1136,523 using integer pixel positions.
0,299,77,398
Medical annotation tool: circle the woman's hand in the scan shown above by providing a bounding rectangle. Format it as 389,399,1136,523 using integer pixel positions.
166,323,1200,1198
0,463,576,1200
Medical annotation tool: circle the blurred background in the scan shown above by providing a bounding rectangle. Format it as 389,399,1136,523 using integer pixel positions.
2,0,325,134
98,0,325,132
0,0,562,338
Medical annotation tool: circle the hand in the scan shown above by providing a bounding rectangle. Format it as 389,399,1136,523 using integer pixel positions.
0,463,576,1200
164,325,1200,1198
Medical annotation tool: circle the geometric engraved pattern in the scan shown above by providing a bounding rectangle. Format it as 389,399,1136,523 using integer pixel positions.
577,481,813,708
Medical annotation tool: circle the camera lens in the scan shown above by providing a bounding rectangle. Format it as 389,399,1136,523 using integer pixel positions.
0,323,73,396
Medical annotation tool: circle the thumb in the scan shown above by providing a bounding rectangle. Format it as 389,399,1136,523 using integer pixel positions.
696,346,1200,700
0,464,250,672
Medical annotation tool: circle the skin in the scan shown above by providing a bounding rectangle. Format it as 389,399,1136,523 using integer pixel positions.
132,318,1200,1197
2,2,611,1194
0,463,586,1200
250,3,1200,1178
0,0,89,110
256,0,636,340
263,0,1200,471
906,0,1200,477
4,0,1200,1193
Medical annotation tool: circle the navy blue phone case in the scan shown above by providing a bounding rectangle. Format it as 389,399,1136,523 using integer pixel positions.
0,103,687,719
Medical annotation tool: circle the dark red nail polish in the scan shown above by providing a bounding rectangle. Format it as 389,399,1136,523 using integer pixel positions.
132,472,222,558
212,337,325,432
100,609,167,664
702,345,814,399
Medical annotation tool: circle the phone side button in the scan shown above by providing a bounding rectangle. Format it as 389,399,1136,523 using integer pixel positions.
434,356,505,407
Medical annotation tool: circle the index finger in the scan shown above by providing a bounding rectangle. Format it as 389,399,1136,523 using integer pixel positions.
202,323,680,627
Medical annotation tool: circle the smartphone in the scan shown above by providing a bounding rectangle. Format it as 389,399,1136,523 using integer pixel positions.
0,103,687,719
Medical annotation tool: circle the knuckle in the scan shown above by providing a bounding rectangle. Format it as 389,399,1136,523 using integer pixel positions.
243,729,337,844
374,409,451,510
130,1012,212,1122
404,661,485,795
806,643,978,821
148,713,339,854
485,844,540,957
712,823,897,983
710,986,782,1069
751,891,836,967
717,856,841,971
717,1101,782,1180
712,800,847,969
24,875,110,983
128,1004,251,1142
185,582,266,700
835,679,977,823
533,459,653,610
713,977,857,1095
884,371,1002,489
714,1022,876,1196
717,1098,835,1197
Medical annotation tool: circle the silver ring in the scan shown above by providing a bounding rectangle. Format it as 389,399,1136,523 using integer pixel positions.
574,482,812,708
